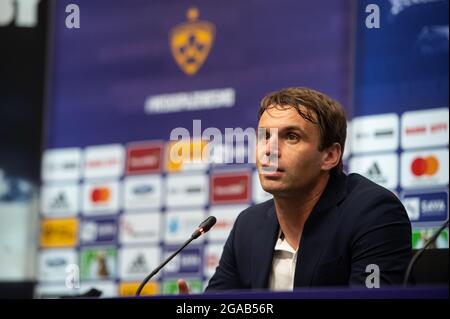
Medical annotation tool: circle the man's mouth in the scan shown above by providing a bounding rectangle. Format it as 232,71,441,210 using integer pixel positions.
261,165,284,174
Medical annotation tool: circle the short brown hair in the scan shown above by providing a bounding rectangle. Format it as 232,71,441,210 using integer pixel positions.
259,87,347,176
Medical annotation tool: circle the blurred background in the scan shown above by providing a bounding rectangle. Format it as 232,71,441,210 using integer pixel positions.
0,0,448,298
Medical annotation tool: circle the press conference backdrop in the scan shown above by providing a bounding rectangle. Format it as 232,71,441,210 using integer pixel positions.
36,0,449,298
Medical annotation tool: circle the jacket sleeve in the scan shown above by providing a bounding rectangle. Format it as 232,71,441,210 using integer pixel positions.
205,218,243,291
349,192,412,287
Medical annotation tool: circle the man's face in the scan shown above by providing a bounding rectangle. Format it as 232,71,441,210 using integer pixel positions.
257,105,327,197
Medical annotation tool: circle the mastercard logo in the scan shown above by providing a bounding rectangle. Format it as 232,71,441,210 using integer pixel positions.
91,187,110,203
411,156,439,176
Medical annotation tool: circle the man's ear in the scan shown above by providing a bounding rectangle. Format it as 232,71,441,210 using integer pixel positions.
321,143,341,171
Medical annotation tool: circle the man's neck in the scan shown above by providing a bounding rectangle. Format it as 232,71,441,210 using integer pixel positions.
273,174,330,250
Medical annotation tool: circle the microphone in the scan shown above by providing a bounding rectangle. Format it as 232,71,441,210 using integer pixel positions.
403,219,449,286
135,216,217,296
191,216,217,239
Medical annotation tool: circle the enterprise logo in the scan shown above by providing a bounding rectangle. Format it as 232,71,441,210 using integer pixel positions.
211,171,251,204
402,191,448,224
45,162,78,171
351,113,399,153
86,158,120,169
132,184,153,195
356,128,394,139
83,144,124,179
83,180,120,214
411,156,439,177
126,143,163,174
401,108,449,149
122,221,157,238
405,123,447,135
91,187,111,203
169,219,179,233
169,186,202,194
401,149,449,189
42,148,82,181
206,254,219,268
46,257,67,267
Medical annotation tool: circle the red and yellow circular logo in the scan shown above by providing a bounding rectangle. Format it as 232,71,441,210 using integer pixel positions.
91,187,110,203
411,156,439,176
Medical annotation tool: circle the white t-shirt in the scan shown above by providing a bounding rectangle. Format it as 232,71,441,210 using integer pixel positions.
268,232,298,291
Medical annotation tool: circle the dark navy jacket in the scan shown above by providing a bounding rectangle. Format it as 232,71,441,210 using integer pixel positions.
206,173,412,290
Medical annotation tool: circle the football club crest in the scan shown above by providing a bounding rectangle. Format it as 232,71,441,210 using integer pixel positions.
169,7,215,76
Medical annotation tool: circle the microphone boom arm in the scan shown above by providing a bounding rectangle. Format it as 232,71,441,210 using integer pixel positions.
135,236,194,296
135,216,216,296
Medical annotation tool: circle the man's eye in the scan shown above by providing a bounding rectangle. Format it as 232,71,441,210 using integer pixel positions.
286,133,299,141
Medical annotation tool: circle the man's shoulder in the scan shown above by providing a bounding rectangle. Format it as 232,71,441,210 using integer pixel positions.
339,174,411,250
342,173,406,220
238,199,274,218
232,199,275,229
345,173,398,200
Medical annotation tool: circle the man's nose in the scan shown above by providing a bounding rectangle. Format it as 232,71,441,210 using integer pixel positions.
265,136,279,157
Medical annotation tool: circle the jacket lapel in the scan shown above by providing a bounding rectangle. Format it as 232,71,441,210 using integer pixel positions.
294,173,348,287
251,202,279,289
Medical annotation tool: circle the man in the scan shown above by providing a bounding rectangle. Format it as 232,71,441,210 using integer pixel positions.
179,87,411,292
